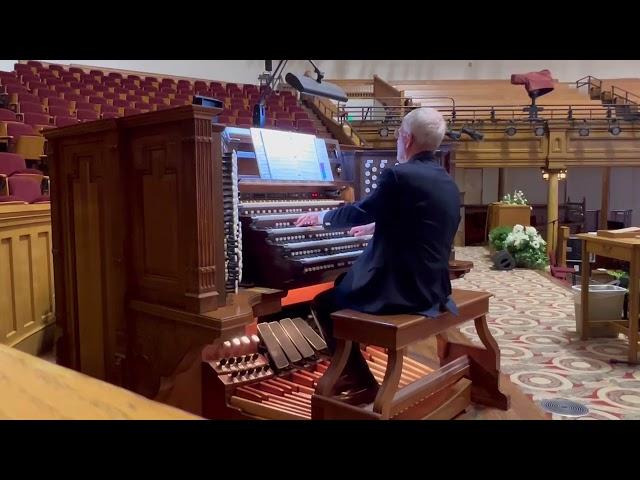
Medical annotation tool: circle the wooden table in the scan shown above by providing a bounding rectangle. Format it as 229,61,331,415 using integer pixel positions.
0,344,201,419
577,233,640,364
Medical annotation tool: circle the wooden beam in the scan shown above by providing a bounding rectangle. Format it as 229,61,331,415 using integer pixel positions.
557,226,570,267
599,167,611,230
547,172,559,255
497,168,506,201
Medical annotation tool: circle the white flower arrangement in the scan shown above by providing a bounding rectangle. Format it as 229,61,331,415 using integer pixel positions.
502,189,529,206
501,224,548,269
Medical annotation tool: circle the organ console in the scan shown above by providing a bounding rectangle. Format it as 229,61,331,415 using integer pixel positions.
221,126,363,289
45,106,482,420
221,126,470,290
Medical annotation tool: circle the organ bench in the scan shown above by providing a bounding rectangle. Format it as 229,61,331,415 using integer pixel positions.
312,289,510,419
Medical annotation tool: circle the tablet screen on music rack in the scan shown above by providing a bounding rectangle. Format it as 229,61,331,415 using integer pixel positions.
250,128,334,182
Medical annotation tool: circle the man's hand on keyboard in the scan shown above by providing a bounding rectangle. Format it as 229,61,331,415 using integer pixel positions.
295,212,322,227
349,222,375,237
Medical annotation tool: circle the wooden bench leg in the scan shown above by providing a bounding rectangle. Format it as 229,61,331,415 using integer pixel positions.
373,347,406,419
437,317,510,410
313,339,352,419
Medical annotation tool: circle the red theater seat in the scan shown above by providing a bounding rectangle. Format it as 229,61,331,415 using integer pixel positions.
48,106,73,117
0,109,18,122
22,112,51,128
76,109,99,121
18,102,46,114
54,116,81,127
275,119,293,129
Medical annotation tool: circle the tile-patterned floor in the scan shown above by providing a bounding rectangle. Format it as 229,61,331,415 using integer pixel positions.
453,247,640,420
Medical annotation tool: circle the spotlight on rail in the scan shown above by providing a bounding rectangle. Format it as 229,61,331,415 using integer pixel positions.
578,121,590,137
285,72,348,102
505,123,517,136
609,120,622,136
534,124,546,137
379,127,390,137
445,129,462,140
461,127,483,141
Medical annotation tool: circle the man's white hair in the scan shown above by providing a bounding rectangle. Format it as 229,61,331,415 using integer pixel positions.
401,107,446,151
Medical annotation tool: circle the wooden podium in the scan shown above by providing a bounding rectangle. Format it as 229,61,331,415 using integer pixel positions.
487,202,531,234
44,107,283,411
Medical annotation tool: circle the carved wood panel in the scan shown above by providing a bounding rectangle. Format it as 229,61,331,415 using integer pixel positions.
0,221,52,348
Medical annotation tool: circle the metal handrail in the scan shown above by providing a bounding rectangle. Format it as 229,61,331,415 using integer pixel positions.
610,85,640,105
575,75,640,106
337,103,627,123
576,75,602,90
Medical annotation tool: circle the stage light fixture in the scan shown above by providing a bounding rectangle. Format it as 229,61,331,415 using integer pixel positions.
461,126,483,141
505,123,517,136
445,129,462,140
609,120,621,136
285,61,348,102
578,121,590,136
253,60,349,127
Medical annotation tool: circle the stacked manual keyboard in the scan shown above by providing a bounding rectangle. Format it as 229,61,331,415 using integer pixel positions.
239,196,372,289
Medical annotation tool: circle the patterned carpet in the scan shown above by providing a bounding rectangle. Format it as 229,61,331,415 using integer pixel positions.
452,247,640,420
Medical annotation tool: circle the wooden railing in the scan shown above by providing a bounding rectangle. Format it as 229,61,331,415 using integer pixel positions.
0,343,200,419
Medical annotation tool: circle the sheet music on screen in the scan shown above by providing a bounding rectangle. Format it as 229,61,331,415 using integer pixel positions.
250,128,333,182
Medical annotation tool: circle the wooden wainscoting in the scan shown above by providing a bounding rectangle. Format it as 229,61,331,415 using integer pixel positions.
0,203,55,355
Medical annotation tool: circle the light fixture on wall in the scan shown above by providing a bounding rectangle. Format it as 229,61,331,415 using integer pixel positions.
541,167,549,181
505,122,517,136
541,167,567,181
379,127,390,137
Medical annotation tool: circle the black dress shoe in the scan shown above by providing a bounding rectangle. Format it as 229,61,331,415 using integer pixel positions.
335,385,378,405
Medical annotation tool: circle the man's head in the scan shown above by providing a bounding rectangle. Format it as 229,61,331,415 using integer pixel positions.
395,107,446,163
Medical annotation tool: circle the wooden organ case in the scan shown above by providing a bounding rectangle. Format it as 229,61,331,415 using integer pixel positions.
45,108,486,419
45,107,284,414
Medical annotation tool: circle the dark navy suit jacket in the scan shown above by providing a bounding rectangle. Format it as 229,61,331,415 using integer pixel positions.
322,150,461,317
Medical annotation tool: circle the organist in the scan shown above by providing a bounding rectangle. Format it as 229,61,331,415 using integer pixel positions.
295,107,461,391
